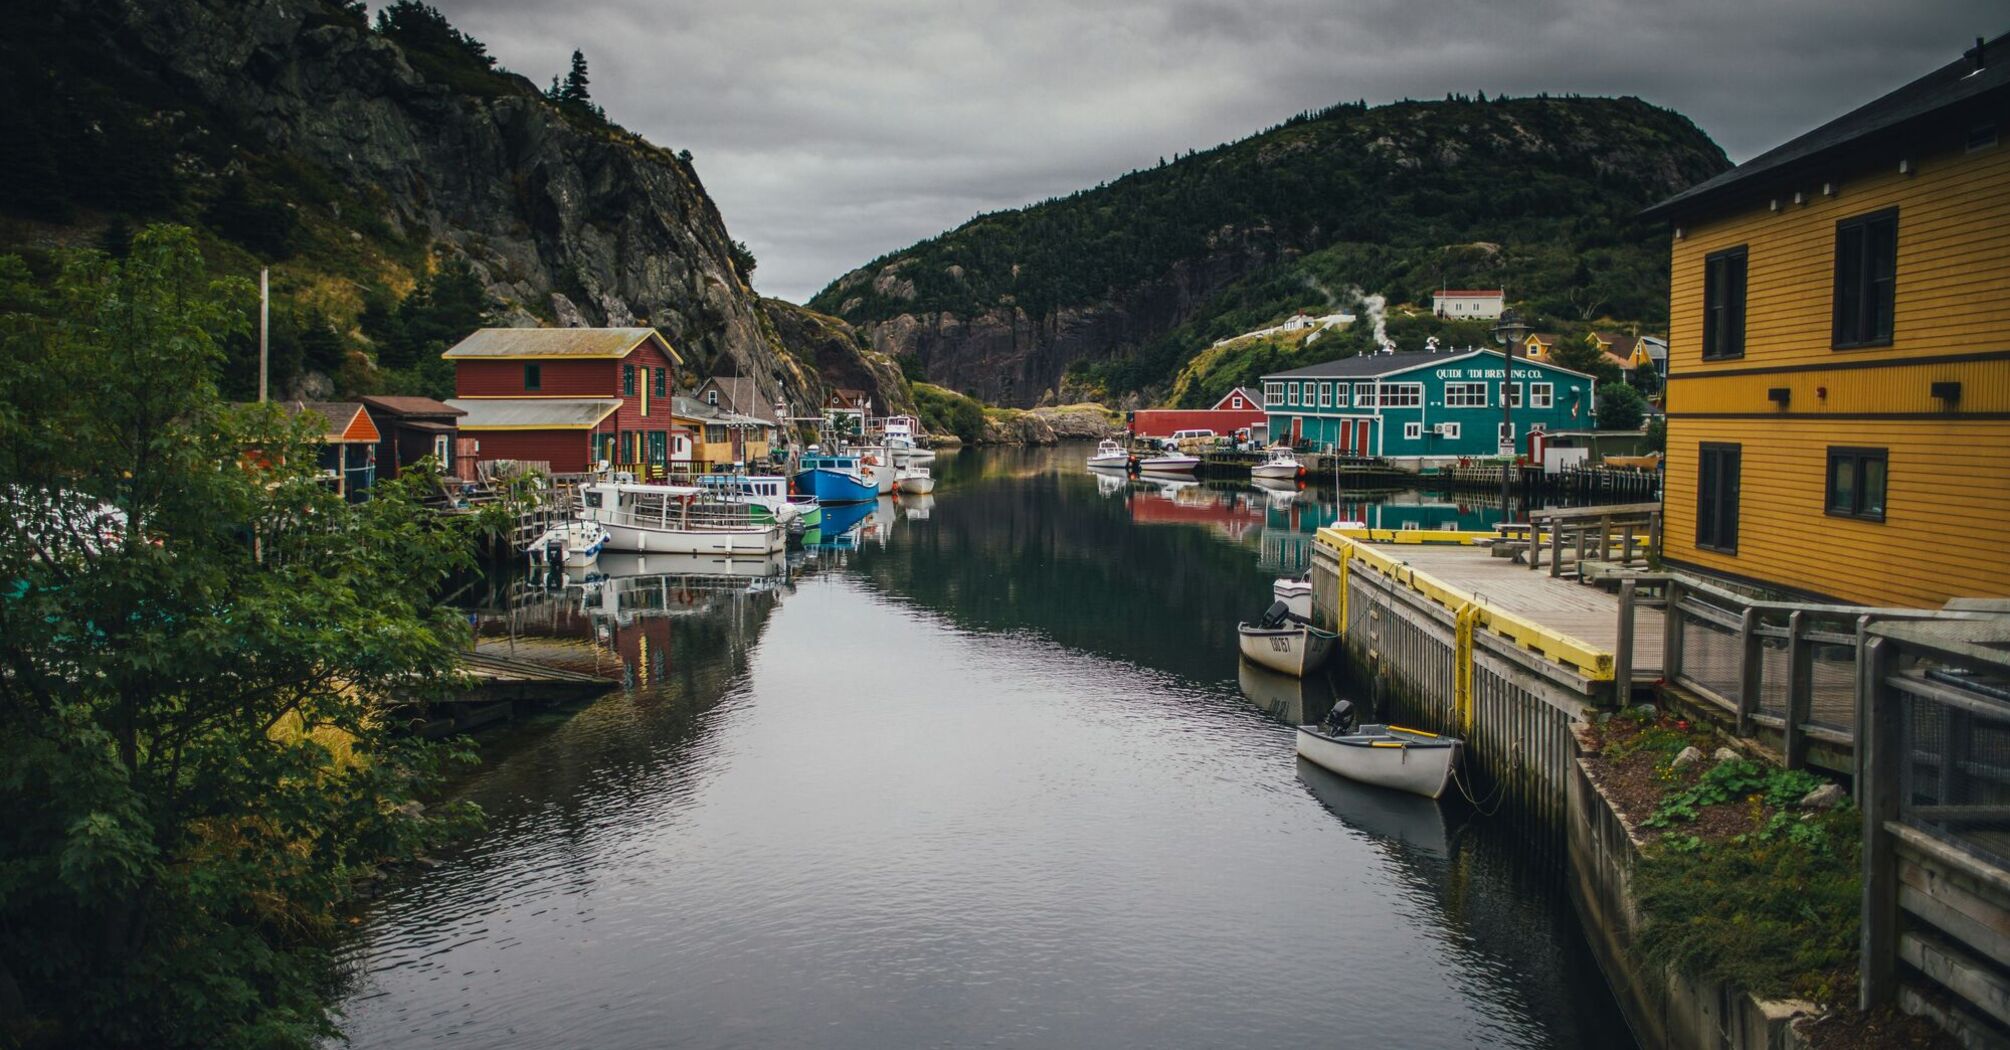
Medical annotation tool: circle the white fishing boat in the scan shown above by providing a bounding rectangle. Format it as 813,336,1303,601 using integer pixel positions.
1296,701,1462,800
1086,438,1130,471
896,466,935,494
859,450,897,495
1250,446,1304,480
1273,577,1313,620
1237,600,1336,677
577,480,786,556
526,521,611,569
1137,450,1200,474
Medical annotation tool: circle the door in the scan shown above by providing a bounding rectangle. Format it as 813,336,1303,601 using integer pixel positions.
1354,420,1372,456
1290,417,1302,446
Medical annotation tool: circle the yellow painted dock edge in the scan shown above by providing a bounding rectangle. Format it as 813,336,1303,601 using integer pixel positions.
1325,526,1497,545
1314,527,1616,682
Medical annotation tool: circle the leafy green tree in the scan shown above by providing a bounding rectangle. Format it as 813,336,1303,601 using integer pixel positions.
730,240,758,280
0,226,481,1049
1596,380,1648,430
1548,334,1625,387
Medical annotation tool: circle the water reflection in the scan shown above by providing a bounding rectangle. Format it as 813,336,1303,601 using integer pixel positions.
334,444,1632,1050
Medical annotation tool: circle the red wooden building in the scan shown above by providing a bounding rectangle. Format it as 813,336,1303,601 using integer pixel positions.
1130,387,1269,441
443,327,684,474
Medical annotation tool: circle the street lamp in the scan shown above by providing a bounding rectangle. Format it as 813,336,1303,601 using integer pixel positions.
1491,308,1533,515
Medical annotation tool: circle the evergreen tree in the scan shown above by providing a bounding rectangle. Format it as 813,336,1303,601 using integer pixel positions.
560,49,591,106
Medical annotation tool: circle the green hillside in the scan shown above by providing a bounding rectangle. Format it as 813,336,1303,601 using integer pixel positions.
812,95,1728,405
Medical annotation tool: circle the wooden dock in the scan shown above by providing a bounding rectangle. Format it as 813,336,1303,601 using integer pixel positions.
391,650,618,737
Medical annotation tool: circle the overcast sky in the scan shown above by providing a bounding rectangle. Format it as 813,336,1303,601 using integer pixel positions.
427,0,2001,303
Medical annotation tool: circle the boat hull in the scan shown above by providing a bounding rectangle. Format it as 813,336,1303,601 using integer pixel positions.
600,520,785,556
897,475,935,494
1139,455,1199,474
1295,726,1461,800
795,467,876,505
1251,463,1301,480
1273,578,1313,620
1237,622,1337,677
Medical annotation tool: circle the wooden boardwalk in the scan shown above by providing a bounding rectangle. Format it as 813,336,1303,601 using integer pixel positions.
1359,542,1664,680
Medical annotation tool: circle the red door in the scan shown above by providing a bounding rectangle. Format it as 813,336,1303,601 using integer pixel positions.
1290,417,1302,446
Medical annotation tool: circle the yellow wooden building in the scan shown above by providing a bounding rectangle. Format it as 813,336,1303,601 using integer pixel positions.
1644,34,2009,607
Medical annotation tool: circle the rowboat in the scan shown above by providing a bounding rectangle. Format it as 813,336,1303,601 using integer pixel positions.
1237,600,1336,677
896,466,935,494
1087,439,1130,470
1296,709,1462,800
1250,446,1304,480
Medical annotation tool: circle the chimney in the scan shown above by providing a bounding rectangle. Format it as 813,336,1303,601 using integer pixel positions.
1969,36,1987,76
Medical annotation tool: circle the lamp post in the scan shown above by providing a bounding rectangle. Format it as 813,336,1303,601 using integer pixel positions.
1491,308,1532,516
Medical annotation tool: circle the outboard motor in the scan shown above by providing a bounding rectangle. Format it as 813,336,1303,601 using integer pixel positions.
544,535,565,565
1258,600,1293,630
1323,699,1357,735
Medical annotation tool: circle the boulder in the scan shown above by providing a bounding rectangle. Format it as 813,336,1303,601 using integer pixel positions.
1713,746,1741,764
1671,746,1703,769
1800,783,1846,809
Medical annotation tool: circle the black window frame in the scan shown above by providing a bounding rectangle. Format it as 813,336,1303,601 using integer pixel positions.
654,367,668,397
1702,246,1748,361
523,363,541,391
1825,446,1888,522
1696,442,1741,554
622,364,637,396
1832,208,1897,350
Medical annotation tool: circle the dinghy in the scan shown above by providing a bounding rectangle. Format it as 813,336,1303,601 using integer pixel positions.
1296,700,1462,800
1236,600,1336,677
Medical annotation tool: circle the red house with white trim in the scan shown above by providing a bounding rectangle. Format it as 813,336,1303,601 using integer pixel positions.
443,327,684,474
1130,388,1269,441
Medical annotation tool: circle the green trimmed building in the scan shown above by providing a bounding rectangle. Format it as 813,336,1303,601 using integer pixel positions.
1262,348,1598,463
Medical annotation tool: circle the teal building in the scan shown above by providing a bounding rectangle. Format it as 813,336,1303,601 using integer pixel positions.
1261,348,1597,461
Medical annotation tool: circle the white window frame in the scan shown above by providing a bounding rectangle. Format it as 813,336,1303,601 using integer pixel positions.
1333,385,1349,408
1356,382,1376,407
1381,383,1422,408
432,434,450,461
1444,381,1488,408
1264,382,1283,407
1505,382,1524,408
1498,421,1517,442
1231,395,1244,409
1530,383,1554,409
1439,421,1461,439
1403,421,1423,440
1288,381,1301,405
1318,382,1332,408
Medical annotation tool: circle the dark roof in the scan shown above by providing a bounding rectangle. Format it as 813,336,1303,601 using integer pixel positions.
441,327,678,361
359,395,466,419
698,376,780,423
1264,350,1484,380
1645,32,2010,220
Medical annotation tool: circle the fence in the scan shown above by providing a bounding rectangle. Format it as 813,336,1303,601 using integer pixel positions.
1638,573,2006,774
1860,619,2010,1043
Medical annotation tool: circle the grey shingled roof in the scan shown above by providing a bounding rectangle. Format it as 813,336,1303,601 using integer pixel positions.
359,395,466,418
441,327,678,361
1263,350,1487,380
1645,32,2010,220
447,398,622,429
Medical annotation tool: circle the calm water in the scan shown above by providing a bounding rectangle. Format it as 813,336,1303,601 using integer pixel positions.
334,445,1632,1049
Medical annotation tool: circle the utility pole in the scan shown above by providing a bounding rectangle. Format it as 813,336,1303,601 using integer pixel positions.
1491,307,1531,518
258,267,269,402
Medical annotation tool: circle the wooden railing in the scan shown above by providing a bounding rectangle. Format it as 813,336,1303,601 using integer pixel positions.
1491,502,1660,577
1859,619,2010,1040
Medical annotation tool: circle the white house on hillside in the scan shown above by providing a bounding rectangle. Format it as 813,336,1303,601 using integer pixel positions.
1431,289,1505,320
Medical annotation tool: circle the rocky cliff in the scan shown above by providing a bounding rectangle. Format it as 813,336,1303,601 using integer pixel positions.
0,0,906,417
811,95,1729,406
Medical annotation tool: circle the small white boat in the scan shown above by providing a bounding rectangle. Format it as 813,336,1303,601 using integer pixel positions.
527,521,611,569
896,466,935,494
1237,600,1336,677
1250,446,1303,480
1137,450,1200,474
1296,702,1462,800
1273,577,1313,620
1087,439,1130,471
860,451,897,495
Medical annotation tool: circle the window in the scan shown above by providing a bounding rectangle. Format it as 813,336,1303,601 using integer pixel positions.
1231,395,1244,409
1445,381,1487,408
707,424,728,443
1264,382,1283,407
1332,385,1349,408
647,430,668,463
1833,209,1897,348
1968,122,1999,152
1696,443,1741,553
1530,383,1554,409
1497,421,1516,445
524,363,542,391
1505,383,1523,408
1703,246,1748,360
1287,381,1301,405
1826,447,1887,521
655,368,668,397
623,364,637,395
1355,382,1376,407
1439,422,1461,439
1318,383,1332,408
1380,383,1422,408
1404,421,1423,440
432,434,449,461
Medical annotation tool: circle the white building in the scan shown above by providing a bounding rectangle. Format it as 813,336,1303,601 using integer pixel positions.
1431,289,1505,320
1211,311,1355,348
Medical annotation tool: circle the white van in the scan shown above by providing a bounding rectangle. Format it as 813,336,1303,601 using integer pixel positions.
1170,428,1218,452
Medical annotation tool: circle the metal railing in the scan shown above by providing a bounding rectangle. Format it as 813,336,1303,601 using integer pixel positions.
1859,620,2010,1037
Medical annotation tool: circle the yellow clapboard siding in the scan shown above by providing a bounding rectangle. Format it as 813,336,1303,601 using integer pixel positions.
1662,416,2010,606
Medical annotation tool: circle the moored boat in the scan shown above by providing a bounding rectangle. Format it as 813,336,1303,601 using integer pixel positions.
1137,450,1200,474
696,473,821,530
527,520,611,569
896,466,935,494
793,453,877,504
1273,577,1313,620
576,480,786,556
1236,600,1336,677
860,451,897,495
1250,446,1304,480
1087,438,1130,471
1296,701,1462,800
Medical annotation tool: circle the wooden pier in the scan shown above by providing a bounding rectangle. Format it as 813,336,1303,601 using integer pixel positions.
393,650,618,737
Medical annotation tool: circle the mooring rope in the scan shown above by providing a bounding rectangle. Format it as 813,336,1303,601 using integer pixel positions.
1450,761,1506,817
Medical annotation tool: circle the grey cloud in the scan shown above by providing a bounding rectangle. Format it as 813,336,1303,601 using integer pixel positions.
432,0,2001,302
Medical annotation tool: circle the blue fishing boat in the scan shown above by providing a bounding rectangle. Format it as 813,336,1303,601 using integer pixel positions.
793,453,877,504
805,498,876,549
